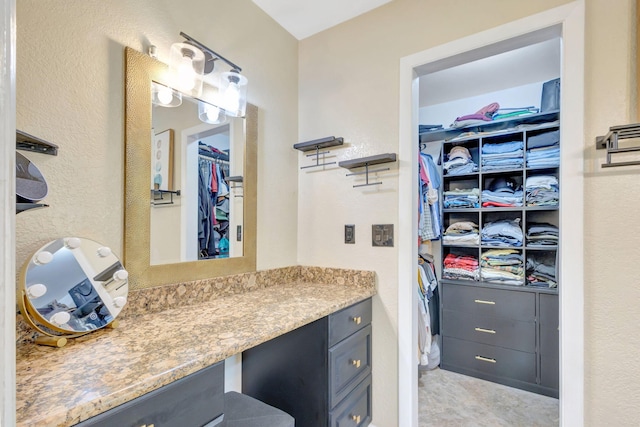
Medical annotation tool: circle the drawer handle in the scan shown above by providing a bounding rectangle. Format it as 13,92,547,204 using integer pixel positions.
474,327,496,334
474,299,496,305
351,414,361,424
352,316,362,325
475,355,497,364
351,359,361,368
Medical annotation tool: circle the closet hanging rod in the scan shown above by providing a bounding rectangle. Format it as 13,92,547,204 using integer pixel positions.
199,152,229,162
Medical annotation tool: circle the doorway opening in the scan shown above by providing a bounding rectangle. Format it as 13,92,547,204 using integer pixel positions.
397,3,584,426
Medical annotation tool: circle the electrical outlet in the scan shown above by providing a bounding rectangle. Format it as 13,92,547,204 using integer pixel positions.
345,224,355,244
372,224,394,247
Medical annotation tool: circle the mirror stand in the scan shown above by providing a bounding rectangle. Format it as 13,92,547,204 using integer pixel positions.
18,237,129,347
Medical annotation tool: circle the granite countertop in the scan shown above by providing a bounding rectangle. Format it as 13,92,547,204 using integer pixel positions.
16,267,376,427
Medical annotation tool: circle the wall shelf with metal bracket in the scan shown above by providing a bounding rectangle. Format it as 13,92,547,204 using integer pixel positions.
294,136,344,169
151,189,181,206
225,176,243,198
16,130,58,214
16,130,58,156
596,123,640,168
339,153,397,188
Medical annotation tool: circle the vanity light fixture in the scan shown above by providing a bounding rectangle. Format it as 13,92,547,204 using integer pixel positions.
178,32,248,118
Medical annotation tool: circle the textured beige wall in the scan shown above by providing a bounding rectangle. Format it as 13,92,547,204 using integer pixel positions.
295,0,640,425
15,0,299,273
583,1,640,425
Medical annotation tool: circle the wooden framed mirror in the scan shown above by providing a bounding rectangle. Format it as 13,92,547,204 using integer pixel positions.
124,47,257,289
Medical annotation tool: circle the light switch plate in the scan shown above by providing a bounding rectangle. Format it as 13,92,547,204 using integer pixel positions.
372,224,394,247
345,224,355,244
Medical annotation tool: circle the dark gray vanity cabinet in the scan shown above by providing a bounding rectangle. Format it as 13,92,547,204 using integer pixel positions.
242,298,373,427
74,361,225,427
441,282,559,397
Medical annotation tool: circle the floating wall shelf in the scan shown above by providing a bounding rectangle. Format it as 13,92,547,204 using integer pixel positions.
596,122,640,168
225,176,244,198
339,153,397,188
16,130,58,156
16,130,58,214
151,189,181,206
294,136,344,169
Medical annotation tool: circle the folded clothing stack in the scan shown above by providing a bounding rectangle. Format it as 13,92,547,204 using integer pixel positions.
482,176,523,207
481,140,524,171
442,253,479,281
443,146,478,176
481,249,525,286
526,222,559,246
525,175,558,207
526,256,557,288
443,188,480,208
481,219,523,247
526,130,559,168
443,221,480,246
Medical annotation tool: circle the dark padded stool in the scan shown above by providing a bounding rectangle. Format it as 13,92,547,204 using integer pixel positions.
221,391,294,427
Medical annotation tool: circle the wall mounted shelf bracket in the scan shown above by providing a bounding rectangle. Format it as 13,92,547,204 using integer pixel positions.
339,153,397,188
151,189,181,206
596,123,640,168
293,136,344,169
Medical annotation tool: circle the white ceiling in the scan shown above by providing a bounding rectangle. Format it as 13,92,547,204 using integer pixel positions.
252,0,392,40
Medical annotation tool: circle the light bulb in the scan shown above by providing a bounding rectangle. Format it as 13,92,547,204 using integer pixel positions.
27,284,47,299
35,251,53,265
223,83,240,114
157,86,174,105
177,56,196,91
113,270,129,281
97,246,112,257
113,296,127,308
206,105,221,122
50,311,70,326
65,237,81,249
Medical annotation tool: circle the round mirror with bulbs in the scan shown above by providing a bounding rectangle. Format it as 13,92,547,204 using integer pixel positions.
18,237,129,347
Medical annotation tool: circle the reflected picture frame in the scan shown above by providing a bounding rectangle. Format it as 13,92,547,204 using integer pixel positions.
151,129,174,191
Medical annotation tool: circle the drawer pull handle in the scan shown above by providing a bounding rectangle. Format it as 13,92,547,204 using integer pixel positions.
475,355,497,364
352,316,362,325
351,359,361,368
351,414,361,423
474,327,496,334
474,299,496,305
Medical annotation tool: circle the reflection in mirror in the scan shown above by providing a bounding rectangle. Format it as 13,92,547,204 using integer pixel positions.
124,47,256,289
18,237,129,345
150,92,245,265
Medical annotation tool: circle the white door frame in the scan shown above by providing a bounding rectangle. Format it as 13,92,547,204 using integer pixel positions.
397,2,585,426
1,0,16,425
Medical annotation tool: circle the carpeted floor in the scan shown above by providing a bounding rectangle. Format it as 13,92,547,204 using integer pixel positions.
418,368,559,427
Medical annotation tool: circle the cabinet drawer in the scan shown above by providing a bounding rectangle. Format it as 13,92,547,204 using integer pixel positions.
75,362,224,427
330,298,372,347
442,283,535,321
443,336,536,384
330,375,372,427
539,293,559,357
329,324,372,408
443,309,535,352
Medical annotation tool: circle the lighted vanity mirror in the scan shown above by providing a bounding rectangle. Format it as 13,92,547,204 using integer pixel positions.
124,47,257,289
18,237,128,346
150,95,245,265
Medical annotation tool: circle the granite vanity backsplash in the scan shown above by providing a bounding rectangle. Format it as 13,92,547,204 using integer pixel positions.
16,265,376,344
